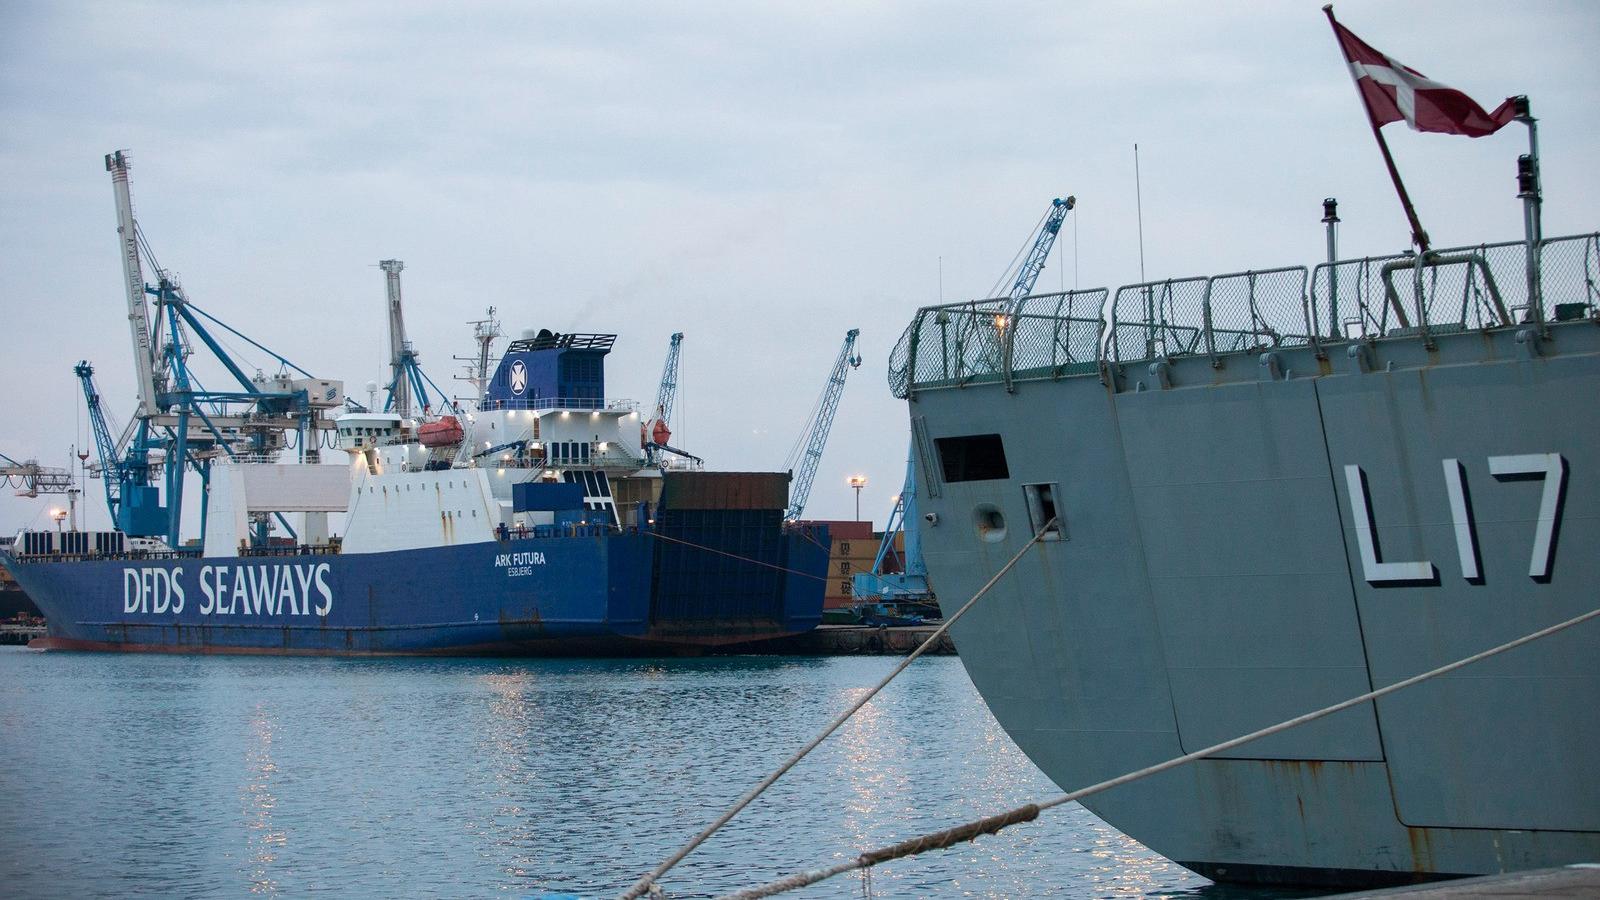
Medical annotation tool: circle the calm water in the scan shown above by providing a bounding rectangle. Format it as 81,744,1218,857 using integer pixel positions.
1,647,1275,898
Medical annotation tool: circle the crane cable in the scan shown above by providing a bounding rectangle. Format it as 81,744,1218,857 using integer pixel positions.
717,603,1600,899
983,205,1052,301
619,520,1056,900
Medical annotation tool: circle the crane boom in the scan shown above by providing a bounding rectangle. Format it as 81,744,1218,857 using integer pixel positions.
642,332,686,464
0,453,73,498
653,332,684,427
784,328,861,520
1009,196,1075,303
74,361,126,517
380,259,417,417
106,151,159,418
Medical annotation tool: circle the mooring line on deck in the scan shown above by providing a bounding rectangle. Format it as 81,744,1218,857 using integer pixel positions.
618,520,1057,900
713,603,1600,899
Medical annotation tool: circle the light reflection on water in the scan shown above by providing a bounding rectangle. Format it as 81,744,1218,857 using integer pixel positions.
0,648,1310,898
242,702,283,895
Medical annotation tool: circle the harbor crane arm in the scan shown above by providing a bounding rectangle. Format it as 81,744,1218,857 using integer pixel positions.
0,453,73,498
652,333,684,430
643,333,684,463
106,151,161,418
783,328,861,520
74,361,126,516
1007,196,1075,304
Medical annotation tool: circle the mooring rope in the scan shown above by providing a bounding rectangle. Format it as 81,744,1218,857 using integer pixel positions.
717,603,1600,900
619,520,1057,900
641,530,829,582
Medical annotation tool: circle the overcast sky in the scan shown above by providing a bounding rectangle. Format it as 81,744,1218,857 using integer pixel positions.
2,0,1597,536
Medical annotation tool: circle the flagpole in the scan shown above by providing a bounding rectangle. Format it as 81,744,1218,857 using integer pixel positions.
1324,4,1440,256
1513,95,1544,328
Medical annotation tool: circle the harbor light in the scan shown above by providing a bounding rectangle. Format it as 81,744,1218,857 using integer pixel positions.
50,507,67,534
847,475,868,521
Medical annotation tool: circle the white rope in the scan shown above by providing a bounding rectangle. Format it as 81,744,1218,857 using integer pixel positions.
618,520,1057,900
719,603,1600,899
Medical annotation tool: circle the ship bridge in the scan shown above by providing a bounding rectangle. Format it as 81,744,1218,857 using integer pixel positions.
482,330,616,412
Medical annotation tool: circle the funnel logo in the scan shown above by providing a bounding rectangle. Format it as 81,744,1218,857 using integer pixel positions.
510,360,527,395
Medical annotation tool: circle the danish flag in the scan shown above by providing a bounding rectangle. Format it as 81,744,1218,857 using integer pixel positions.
1328,15,1516,137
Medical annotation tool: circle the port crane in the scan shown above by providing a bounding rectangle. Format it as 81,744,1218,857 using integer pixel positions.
782,329,861,521
964,195,1077,369
74,361,136,525
83,151,346,549
379,260,457,417
0,453,74,499
1002,196,1074,306
642,332,700,465
855,197,1073,606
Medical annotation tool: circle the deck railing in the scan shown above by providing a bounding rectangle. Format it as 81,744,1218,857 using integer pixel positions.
892,232,1599,398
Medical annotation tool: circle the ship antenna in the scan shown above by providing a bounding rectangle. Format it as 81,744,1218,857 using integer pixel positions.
1134,143,1147,282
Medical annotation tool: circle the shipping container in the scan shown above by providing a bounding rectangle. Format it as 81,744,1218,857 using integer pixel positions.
660,471,790,511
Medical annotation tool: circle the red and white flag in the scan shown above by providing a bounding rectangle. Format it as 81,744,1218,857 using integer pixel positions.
1328,16,1516,137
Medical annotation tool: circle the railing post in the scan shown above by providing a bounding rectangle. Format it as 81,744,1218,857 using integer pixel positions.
1414,249,1434,349
1202,278,1219,366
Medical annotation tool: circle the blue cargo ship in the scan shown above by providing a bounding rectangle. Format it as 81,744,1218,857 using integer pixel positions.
4,330,829,655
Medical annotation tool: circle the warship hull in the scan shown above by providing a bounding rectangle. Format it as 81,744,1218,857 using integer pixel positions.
893,235,1600,886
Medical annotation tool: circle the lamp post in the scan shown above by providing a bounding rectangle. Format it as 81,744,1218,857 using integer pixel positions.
50,507,67,537
847,475,867,521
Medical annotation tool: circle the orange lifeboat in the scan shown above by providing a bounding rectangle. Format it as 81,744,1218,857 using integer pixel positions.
418,415,465,448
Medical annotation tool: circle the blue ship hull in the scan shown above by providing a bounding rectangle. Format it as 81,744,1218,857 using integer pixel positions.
2,527,828,656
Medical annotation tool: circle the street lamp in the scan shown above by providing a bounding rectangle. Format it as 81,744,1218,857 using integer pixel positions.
50,507,67,535
847,475,868,521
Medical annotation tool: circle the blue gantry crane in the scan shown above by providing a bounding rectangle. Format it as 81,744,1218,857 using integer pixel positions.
73,361,139,527
783,328,861,521
84,151,346,549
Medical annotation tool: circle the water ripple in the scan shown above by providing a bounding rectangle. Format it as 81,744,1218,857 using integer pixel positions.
0,648,1307,898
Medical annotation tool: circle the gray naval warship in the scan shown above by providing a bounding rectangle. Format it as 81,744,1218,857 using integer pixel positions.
889,205,1598,886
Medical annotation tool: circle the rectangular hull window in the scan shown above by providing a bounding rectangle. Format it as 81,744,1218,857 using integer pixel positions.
1023,483,1065,541
936,434,1010,482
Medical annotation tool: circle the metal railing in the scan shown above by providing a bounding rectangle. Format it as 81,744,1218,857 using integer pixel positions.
890,232,1599,397
239,543,342,557
888,290,1108,397
480,396,608,411
6,547,204,564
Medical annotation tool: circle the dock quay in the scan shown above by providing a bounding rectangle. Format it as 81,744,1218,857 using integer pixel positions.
0,624,46,646
1329,865,1600,898
722,624,955,656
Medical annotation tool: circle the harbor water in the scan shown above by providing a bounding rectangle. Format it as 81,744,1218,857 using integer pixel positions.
0,647,1297,898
